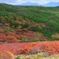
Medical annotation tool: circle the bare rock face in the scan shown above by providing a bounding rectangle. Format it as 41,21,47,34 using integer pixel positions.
38,52,51,57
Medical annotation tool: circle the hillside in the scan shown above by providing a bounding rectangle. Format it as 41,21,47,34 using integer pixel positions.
0,3,59,43
43,2,59,7
20,2,39,6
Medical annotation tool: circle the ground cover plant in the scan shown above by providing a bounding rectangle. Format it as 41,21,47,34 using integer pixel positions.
0,3,59,59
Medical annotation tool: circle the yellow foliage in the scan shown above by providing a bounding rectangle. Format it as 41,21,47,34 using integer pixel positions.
20,35,27,40
52,33,59,38
6,51,14,59
35,32,47,41
4,23,10,26
0,51,14,59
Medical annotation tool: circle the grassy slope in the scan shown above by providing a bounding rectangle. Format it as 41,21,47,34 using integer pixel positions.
0,3,59,40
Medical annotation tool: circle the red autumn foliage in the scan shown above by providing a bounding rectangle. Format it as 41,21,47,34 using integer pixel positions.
23,31,35,37
0,33,16,42
0,33,6,41
7,40,19,43
0,50,14,59
15,34,20,39
6,32,15,36
6,32,20,39
0,41,59,55
6,36,15,40
16,28,24,32
0,33,20,43
0,28,3,33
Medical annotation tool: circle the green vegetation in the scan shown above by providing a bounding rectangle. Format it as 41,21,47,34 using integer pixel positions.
21,23,29,28
29,26,40,32
0,3,59,40
15,53,59,59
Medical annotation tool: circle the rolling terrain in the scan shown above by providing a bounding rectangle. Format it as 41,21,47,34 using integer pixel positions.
0,3,59,41
0,3,59,59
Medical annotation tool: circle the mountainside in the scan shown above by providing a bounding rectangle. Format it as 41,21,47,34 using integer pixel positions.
43,2,59,7
20,2,40,6
0,3,59,43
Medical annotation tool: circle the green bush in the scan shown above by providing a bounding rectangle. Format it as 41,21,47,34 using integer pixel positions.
21,24,29,28
13,22,19,28
29,26,40,32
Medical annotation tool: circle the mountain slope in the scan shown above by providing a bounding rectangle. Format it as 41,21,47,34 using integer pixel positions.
20,2,40,6
0,3,59,41
43,2,59,7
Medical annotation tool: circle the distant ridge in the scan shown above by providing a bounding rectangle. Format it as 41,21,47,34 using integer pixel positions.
43,2,59,7
20,2,40,6
16,2,59,7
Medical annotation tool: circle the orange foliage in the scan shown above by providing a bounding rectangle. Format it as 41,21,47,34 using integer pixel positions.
0,31,20,43
0,28,3,33
0,50,14,59
8,40,19,43
6,32,20,39
15,34,20,39
6,32,16,36
6,36,15,40
4,23,9,26
0,33,6,41
0,33,16,42
23,31,35,37
0,41,59,55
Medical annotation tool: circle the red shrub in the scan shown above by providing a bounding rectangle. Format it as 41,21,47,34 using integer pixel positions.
0,50,14,59
15,34,20,39
0,28,3,33
6,32,20,39
6,32,15,36
23,31,35,37
6,36,15,40
8,40,19,43
0,33,6,41
0,41,59,55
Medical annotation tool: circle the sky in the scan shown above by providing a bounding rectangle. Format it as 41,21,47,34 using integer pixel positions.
0,0,59,5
